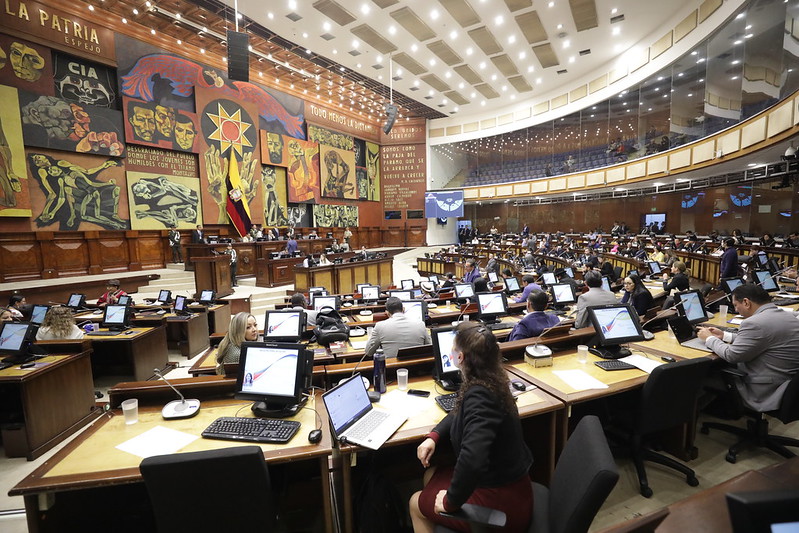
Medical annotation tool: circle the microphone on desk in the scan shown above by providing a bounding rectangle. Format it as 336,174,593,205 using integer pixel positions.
153,368,201,419
526,324,560,358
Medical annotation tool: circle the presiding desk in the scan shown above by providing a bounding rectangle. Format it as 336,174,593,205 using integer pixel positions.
294,256,394,294
9,395,335,533
0,351,99,460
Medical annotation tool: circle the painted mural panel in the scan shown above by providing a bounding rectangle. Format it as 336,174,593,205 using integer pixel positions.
262,164,288,226
123,96,200,153
53,51,118,109
127,171,202,230
0,34,53,95
285,137,320,204
313,203,358,227
320,145,356,200
366,141,380,201
0,85,31,216
308,123,353,150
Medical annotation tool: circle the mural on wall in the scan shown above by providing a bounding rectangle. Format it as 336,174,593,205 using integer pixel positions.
0,85,31,216
26,149,128,231
262,164,288,227
127,172,202,229
313,203,358,227
308,124,353,150
53,52,118,109
284,137,320,204
354,138,368,200
123,96,200,153
320,145,356,200
365,141,380,201
19,91,125,156
286,203,311,227
261,130,286,166
0,34,54,96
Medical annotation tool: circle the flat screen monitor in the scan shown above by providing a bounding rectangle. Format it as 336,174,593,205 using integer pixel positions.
754,270,778,292
30,305,49,325
756,251,769,267
102,304,129,330
361,286,380,302
173,295,188,314
157,290,172,304
199,290,216,304
270,252,280,259
476,292,508,323
550,283,577,305
454,284,474,299
235,342,312,415
411,288,423,299
429,275,441,285
587,304,645,356
565,267,575,278
726,489,799,533
601,276,612,292
264,310,306,341
313,296,339,312
309,286,326,294
309,291,329,307
721,278,744,294
400,279,415,290
628,269,638,278
487,271,499,283
356,283,370,294
67,293,85,309
0,322,34,358
647,261,662,275
401,300,428,323
117,295,132,306
389,290,412,300
673,289,708,325
542,272,556,285
431,326,461,391
504,277,520,293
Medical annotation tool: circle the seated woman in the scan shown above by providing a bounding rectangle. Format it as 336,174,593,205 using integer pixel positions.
97,279,127,307
0,307,14,322
621,274,654,316
318,253,332,266
410,322,534,532
662,261,690,295
36,306,84,340
215,312,259,373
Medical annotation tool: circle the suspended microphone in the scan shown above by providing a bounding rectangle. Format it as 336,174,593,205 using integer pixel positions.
153,368,200,419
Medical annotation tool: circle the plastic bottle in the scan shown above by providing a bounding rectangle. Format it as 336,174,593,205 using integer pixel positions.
373,348,386,393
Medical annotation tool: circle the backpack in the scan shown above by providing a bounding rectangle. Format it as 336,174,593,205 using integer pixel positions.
313,307,350,346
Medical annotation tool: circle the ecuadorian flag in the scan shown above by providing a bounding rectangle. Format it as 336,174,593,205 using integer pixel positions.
225,155,252,237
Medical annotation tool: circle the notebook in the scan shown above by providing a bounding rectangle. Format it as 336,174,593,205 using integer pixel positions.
667,316,712,352
321,375,407,450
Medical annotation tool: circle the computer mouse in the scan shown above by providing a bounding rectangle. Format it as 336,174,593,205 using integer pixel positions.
92,310,103,315
342,302,353,307
642,330,655,340
308,429,323,444
511,380,526,392
427,303,438,308
156,309,167,315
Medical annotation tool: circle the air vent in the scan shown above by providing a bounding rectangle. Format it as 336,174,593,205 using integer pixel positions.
372,64,384,69
409,86,420,91
349,49,361,56
610,14,625,24
557,69,568,74
286,12,302,22
579,48,591,56
424,95,433,99
321,33,335,41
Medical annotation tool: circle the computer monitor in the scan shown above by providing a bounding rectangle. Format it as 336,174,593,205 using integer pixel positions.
356,283,370,294
199,290,216,304
270,252,280,259
30,305,49,325
173,295,189,315
726,490,799,533
264,310,306,342
400,279,415,291
429,275,441,286
401,300,428,323
102,304,130,330
361,286,380,302
754,270,778,292
313,295,339,312
293,251,302,257
454,283,474,299
628,269,638,278
411,288,424,299
389,290,412,300
673,289,708,325
487,271,499,283
721,277,745,295
647,261,662,275
586,304,645,359
117,295,132,306
476,292,508,324
504,277,520,294
550,283,577,305
756,251,769,267
431,326,461,391
157,290,172,304
67,293,85,309
565,267,575,278
0,322,35,362
235,341,313,418
309,286,326,294
601,276,612,292
542,272,557,285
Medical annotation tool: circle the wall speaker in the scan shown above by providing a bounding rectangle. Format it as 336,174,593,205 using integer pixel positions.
227,30,249,82
383,103,398,134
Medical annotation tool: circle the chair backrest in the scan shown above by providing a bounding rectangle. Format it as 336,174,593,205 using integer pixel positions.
548,415,619,533
775,372,799,424
637,357,711,434
613,266,623,280
140,446,275,532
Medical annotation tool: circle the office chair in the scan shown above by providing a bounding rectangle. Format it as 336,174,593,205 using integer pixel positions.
701,369,799,463
606,357,711,497
436,415,618,533
613,266,623,281
140,446,277,532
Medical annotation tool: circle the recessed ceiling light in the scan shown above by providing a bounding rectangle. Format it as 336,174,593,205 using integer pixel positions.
471,91,477,98
527,65,534,72
323,21,331,31
612,7,618,14
612,27,620,35
332,49,337,54
445,71,451,78
507,35,516,44
491,74,497,80
548,1,554,7
562,40,570,49
389,26,396,35
450,30,457,40
430,9,439,20
132,8,138,14
428,90,434,95
736,12,745,19
268,12,274,19
495,15,504,25
376,55,382,62
481,100,486,106
411,43,418,52
360,3,370,15
479,62,486,69
429,59,436,66
466,47,473,56
518,51,526,60
536,77,542,84
122,17,127,23
302,32,308,38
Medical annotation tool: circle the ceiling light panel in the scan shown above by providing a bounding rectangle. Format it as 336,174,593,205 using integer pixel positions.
439,0,480,27
468,26,502,56
474,83,500,99
427,40,463,66
390,7,436,41
444,90,470,105
350,24,398,54
515,11,548,44
533,43,560,68
311,1,356,26
569,0,599,32
491,54,520,77
393,52,427,75
454,64,484,85
507,75,533,92
421,73,451,92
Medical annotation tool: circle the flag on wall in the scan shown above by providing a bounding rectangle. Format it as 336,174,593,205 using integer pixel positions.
226,155,252,236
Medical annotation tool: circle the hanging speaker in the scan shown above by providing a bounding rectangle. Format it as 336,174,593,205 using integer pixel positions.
227,30,249,82
383,103,398,134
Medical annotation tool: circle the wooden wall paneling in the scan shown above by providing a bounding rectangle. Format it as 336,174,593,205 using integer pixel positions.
134,232,166,270
379,261,392,288
0,233,42,282
294,268,310,293
48,233,91,277
407,226,426,246
89,232,131,274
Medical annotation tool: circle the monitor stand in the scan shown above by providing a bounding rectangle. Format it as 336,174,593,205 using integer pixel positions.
251,396,308,419
436,375,461,392
592,344,631,360
481,317,500,325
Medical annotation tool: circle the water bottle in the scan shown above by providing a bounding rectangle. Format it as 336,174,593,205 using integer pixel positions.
373,348,386,394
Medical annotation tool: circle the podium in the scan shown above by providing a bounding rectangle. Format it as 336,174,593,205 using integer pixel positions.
192,256,232,298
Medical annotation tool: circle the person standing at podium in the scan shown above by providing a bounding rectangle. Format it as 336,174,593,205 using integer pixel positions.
168,225,182,263
224,243,238,287
191,225,206,244
286,234,298,255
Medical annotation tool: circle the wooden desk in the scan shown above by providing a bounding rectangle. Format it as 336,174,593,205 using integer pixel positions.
192,255,232,298
132,312,210,357
0,351,99,460
188,302,231,335
9,396,335,533
294,256,394,294
86,327,169,381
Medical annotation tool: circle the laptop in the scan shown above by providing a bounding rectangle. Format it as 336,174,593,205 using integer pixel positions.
321,375,407,450
666,315,712,352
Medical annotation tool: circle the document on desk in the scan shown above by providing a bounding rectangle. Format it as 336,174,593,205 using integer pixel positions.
728,315,744,325
116,426,199,459
377,390,431,418
619,354,662,374
552,370,609,391
349,339,369,350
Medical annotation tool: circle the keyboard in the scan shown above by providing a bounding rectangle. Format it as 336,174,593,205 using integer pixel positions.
485,322,512,331
435,393,458,412
201,417,300,444
346,410,389,441
771,298,799,306
594,360,636,371
86,331,121,336
0,362,13,371
698,323,736,333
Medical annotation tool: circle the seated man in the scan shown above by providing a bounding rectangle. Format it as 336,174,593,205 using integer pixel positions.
513,274,542,304
508,289,560,341
697,284,799,412
98,279,127,307
574,271,619,329
289,292,317,326
364,297,431,358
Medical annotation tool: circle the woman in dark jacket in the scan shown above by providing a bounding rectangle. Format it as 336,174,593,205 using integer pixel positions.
662,261,690,295
621,273,654,316
410,322,533,532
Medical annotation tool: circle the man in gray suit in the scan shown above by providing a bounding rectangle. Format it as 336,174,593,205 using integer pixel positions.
574,271,618,329
364,297,431,358
698,284,799,411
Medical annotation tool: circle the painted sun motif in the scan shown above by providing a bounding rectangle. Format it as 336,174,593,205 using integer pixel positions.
206,102,252,157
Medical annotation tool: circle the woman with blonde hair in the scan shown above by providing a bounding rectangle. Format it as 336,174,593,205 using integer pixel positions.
215,312,258,373
36,306,84,340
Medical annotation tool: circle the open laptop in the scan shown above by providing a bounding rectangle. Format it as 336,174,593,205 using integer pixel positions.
666,315,712,352
321,375,407,450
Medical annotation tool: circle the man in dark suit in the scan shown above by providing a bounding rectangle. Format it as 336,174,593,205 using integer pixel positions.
719,238,738,282
285,235,298,254
191,225,205,244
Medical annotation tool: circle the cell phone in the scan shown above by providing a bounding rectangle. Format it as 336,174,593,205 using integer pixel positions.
661,356,676,363
407,389,430,397
19,362,35,369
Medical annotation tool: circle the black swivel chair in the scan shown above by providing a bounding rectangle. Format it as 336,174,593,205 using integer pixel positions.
436,415,619,533
606,357,711,497
140,446,277,532
701,369,799,463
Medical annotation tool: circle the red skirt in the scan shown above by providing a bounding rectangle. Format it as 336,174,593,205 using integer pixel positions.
418,466,533,532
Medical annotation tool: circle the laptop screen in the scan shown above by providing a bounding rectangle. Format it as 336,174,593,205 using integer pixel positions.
454,284,474,298
601,277,612,292
401,300,426,323
104,305,127,326
0,322,30,354
323,375,372,436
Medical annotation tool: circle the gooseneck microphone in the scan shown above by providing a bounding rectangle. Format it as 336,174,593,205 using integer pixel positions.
153,368,201,419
